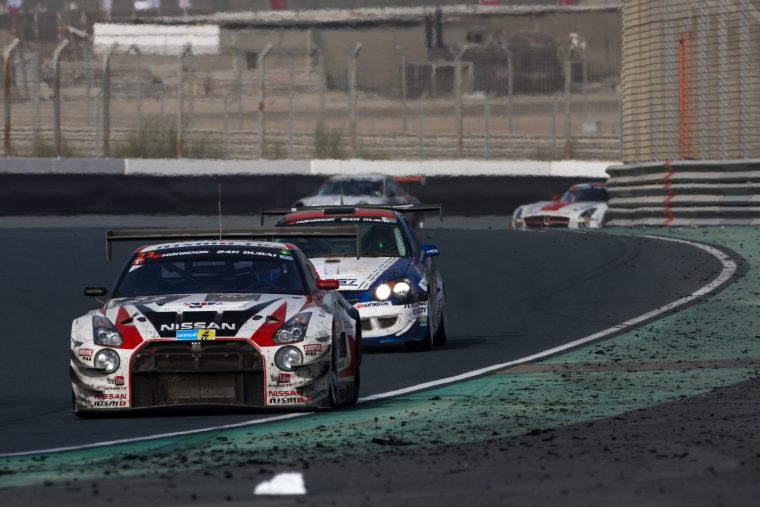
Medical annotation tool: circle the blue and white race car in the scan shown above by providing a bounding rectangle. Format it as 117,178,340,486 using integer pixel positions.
271,206,447,350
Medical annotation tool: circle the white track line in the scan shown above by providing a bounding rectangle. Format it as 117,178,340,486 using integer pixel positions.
0,235,738,458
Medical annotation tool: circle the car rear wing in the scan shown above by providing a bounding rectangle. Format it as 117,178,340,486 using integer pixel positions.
260,204,443,226
105,226,360,261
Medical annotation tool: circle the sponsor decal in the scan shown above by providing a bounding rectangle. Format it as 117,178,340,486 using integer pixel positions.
161,322,236,332
107,376,125,386
267,390,312,405
303,343,323,356
403,302,426,309
184,301,221,308
411,307,426,315
418,276,428,291
355,301,392,309
338,279,359,287
177,329,217,341
95,393,128,399
77,348,94,361
270,373,292,385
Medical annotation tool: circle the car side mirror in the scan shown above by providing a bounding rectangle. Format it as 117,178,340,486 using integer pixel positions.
420,244,439,258
84,287,108,297
316,279,340,290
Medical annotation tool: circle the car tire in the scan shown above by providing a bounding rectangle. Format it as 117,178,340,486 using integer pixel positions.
328,333,340,408
433,299,448,347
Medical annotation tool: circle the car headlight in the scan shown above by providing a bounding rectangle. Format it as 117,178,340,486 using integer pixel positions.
274,346,303,371
273,312,311,344
94,349,120,374
374,279,415,301
93,315,123,347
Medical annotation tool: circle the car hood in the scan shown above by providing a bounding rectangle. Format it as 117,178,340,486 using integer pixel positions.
299,195,388,206
520,200,603,217
105,293,308,340
309,257,411,290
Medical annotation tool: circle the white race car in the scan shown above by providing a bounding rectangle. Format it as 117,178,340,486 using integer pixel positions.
70,229,361,414
512,182,608,229
294,174,420,208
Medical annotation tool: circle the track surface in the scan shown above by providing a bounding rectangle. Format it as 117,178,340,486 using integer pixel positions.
0,227,720,455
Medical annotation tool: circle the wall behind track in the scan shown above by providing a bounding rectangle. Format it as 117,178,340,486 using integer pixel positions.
0,158,614,217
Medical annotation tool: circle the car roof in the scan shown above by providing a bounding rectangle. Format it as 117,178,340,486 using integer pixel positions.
280,207,399,221
282,206,398,221
568,182,607,191
323,173,387,182
137,240,295,254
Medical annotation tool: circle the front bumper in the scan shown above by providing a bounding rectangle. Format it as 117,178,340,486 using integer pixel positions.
70,339,332,411
352,300,429,345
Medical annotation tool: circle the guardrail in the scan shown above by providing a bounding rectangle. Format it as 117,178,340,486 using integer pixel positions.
0,157,614,216
606,159,760,226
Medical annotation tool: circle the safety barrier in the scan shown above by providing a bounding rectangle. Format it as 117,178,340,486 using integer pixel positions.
0,158,613,216
606,159,760,226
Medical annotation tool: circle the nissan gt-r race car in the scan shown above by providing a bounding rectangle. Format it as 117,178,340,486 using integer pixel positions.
511,182,608,229
70,229,361,414
266,206,447,350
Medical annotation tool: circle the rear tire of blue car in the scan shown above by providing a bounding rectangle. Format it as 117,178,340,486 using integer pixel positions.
433,302,448,347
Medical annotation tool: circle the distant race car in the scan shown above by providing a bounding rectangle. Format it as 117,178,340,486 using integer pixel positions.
70,229,361,414
294,174,421,209
512,182,609,229
270,206,447,350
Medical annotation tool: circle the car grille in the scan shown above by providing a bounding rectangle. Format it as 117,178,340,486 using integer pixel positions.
131,341,264,407
361,316,398,331
524,215,570,228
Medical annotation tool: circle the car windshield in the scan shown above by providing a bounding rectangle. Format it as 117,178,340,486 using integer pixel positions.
277,218,408,258
113,247,305,297
317,179,384,197
560,186,608,203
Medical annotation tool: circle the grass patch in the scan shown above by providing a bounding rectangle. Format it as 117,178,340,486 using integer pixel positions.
113,117,224,159
313,122,345,159
30,135,76,158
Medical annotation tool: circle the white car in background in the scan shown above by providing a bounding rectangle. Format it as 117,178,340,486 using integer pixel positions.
512,182,609,229
294,174,420,208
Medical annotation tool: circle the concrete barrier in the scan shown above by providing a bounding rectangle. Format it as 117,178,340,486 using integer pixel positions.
0,157,615,216
606,159,760,226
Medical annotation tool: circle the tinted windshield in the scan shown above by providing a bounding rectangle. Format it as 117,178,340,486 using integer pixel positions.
560,186,608,203
113,247,305,297
317,179,384,197
277,217,408,258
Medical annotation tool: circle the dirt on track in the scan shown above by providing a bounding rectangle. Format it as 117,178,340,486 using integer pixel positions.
2,375,758,506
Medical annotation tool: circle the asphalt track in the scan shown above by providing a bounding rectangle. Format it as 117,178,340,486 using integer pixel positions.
0,226,722,455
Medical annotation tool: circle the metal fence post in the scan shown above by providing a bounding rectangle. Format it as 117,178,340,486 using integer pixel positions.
484,93,491,160
4,39,19,156
454,45,469,159
563,47,572,141
102,43,118,158
418,92,426,160
224,90,231,160
257,43,273,159
349,43,362,158
317,48,326,124
288,55,295,158
125,45,143,125
177,43,192,159
32,49,40,142
398,47,407,133
52,39,70,157
503,44,514,134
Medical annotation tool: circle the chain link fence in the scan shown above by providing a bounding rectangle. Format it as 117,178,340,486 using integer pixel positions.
2,29,621,160
622,0,760,163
